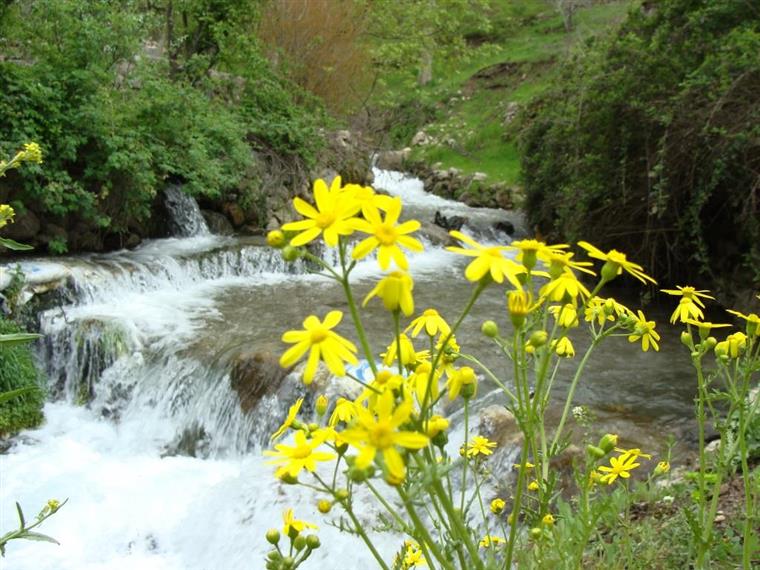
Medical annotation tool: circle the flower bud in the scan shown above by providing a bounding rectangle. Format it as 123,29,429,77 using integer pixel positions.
293,535,307,551
598,433,618,454
281,245,300,262
266,230,286,248
279,473,299,485
266,529,281,545
335,489,349,502
317,499,332,514
527,480,539,491
703,336,717,350
315,395,329,417
680,330,693,347
586,445,606,459
542,513,555,527
349,466,369,483
528,330,548,348
481,320,499,338
307,422,319,432
432,431,448,448
490,498,505,515
281,556,296,569
653,461,670,476
530,527,543,540
305,534,321,550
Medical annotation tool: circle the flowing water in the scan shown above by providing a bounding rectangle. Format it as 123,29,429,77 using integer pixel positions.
0,169,697,569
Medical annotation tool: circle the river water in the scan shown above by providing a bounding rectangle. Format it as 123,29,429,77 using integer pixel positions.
0,169,696,569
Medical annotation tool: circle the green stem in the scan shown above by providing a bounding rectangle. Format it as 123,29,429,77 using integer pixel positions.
461,399,470,513
397,487,454,570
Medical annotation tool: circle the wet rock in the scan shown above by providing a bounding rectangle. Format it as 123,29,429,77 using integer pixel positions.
222,202,245,227
230,351,291,413
419,221,452,246
202,210,235,235
433,211,467,232
479,405,518,445
493,220,515,236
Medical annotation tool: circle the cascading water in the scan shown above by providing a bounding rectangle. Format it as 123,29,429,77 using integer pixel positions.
0,169,695,569
162,184,210,238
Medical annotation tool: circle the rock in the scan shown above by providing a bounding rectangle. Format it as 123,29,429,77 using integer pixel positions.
503,102,520,125
433,211,467,232
222,202,245,227
201,210,234,235
493,220,515,236
374,149,410,171
411,131,431,146
124,233,142,249
479,405,518,445
229,351,292,413
472,172,488,182
3,209,40,241
419,221,452,246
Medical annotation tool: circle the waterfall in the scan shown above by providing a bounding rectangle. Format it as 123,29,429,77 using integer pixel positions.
162,184,210,237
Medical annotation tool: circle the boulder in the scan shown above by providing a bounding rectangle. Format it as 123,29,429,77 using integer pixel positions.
433,211,467,232
202,210,235,235
229,351,292,413
479,405,518,445
222,202,245,227
374,149,410,171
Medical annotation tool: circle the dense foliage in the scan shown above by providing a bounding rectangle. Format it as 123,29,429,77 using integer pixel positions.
521,0,760,289
0,0,324,250
0,317,44,434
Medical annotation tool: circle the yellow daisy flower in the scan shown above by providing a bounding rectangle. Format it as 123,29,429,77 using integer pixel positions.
446,366,477,400
280,311,358,384
726,308,760,337
539,273,591,304
282,177,360,247
447,230,524,288
479,535,506,548
578,241,656,284
282,508,317,537
351,197,423,270
264,430,336,479
363,271,415,316
406,308,451,337
598,453,641,484
466,435,497,457
628,310,660,352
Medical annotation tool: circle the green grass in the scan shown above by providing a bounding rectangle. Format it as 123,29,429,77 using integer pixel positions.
392,0,633,187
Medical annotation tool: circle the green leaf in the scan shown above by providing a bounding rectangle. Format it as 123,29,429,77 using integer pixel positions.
0,333,42,346
0,387,37,405
15,502,25,530
0,237,34,251
20,531,59,545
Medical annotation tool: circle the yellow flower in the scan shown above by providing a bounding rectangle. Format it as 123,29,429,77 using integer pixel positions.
726,309,760,337
409,361,441,406
548,304,579,328
508,239,569,270
363,271,415,316
47,499,60,512
527,480,539,491
466,435,497,457
315,394,329,417
381,333,417,368
598,452,641,484
446,366,477,400
266,229,286,248
425,414,449,438
716,332,748,358
628,310,660,352
280,311,358,384
490,498,506,515
328,397,357,427
447,230,524,288
479,535,506,548
0,204,15,229
654,461,670,476
401,540,427,567
341,391,429,483
661,285,713,307
544,251,596,278
271,398,304,441
21,142,43,164
662,286,714,324
358,370,404,408
683,319,731,340
507,290,543,328
281,177,360,247
351,197,423,270
542,514,555,527
584,297,630,325
539,273,591,304
265,430,336,479
406,308,451,337
578,241,656,284
513,461,535,470
282,508,317,537
613,447,652,460
551,336,575,358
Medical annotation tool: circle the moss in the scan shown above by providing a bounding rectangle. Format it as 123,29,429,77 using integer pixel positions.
0,317,45,434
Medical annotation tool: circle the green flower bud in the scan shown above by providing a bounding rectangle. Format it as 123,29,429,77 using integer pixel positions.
281,556,296,569
530,527,543,540
680,331,693,347
481,320,499,338
598,433,618,454
293,535,307,551
432,431,449,448
703,336,717,350
305,535,321,550
281,245,300,262
349,466,368,483
315,395,328,417
267,230,286,248
279,473,299,485
317,499,332,514
335,489,350,502
266,529,281,545
586,445,606,459
528,330,548,347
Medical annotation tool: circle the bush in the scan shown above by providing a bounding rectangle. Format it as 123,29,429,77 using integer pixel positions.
520,0,760,290
0,317,44,435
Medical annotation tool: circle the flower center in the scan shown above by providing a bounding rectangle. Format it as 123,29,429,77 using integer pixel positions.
315,212,336,229
485,247,502,258
423,309,438,317
369,421,394,449
376,223,397,246
310,327,329,343
292,444,312,459
607,250,627,265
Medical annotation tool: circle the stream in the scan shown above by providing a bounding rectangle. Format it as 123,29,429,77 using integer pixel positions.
0,169,697,569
